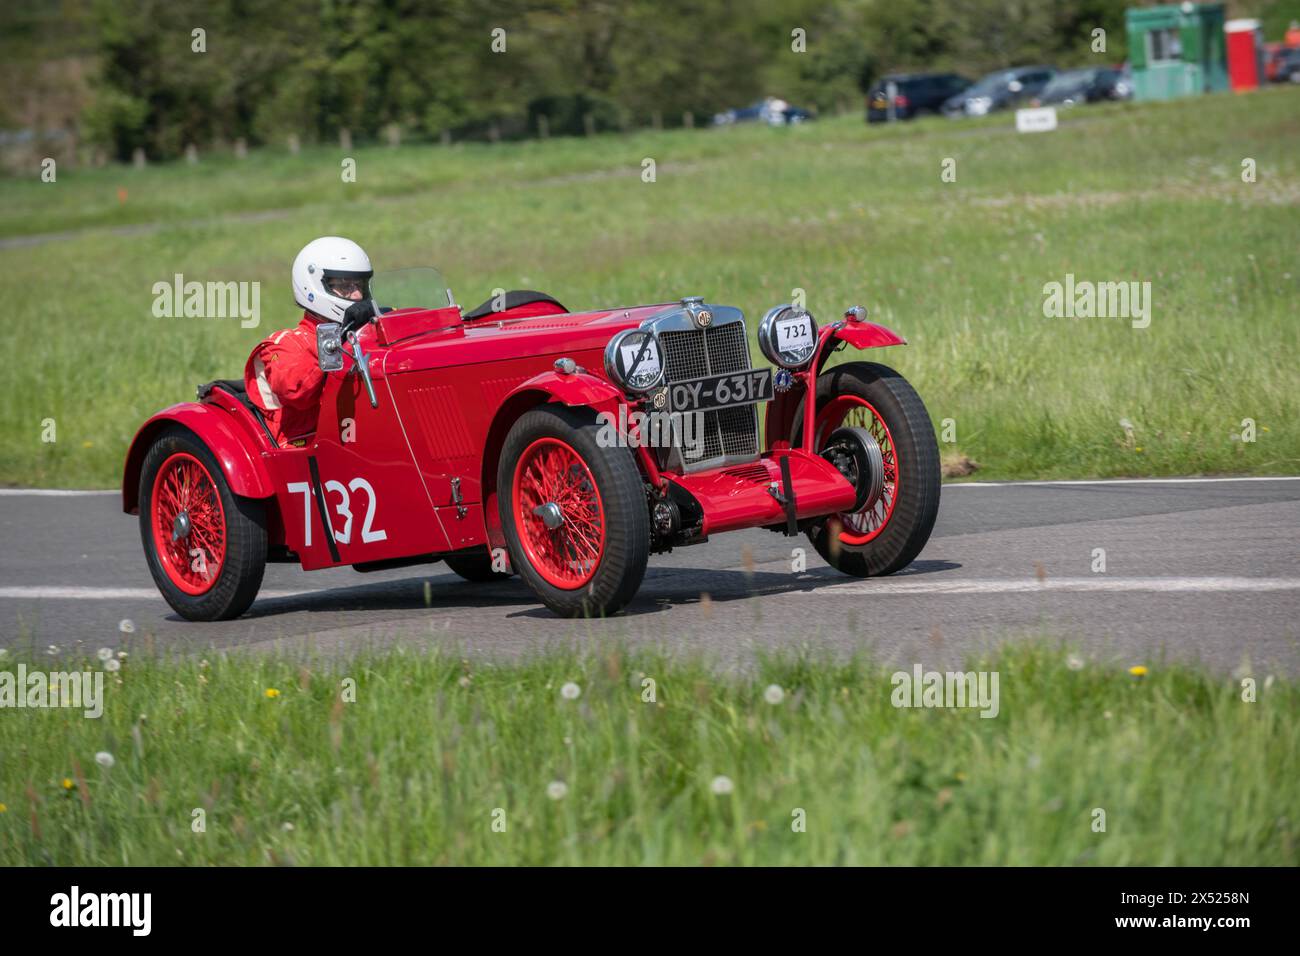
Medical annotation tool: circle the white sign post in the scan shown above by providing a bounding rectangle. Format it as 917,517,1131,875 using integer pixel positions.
1015,106,1058,133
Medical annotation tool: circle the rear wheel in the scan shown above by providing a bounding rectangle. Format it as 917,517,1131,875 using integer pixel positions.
139,427,267,621
498,405,649,617
792,362,940,577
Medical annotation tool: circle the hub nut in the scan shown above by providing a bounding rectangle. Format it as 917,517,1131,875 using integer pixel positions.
533,502,565,530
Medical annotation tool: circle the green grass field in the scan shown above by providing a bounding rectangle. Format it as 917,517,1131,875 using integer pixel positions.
1,89,1297,488
4,93,1295,869
1,643,1293,865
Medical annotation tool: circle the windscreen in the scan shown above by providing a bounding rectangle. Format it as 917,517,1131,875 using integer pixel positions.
369,267,455,311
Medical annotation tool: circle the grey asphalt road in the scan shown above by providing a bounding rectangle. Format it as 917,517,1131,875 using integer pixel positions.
2,478,1298,673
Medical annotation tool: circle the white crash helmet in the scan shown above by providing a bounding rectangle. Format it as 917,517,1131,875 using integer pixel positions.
291,236,373,321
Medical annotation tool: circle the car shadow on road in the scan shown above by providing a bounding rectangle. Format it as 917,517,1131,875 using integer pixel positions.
231,575,533,620
197,558,963,623
893,560,963,576
505,559,965,620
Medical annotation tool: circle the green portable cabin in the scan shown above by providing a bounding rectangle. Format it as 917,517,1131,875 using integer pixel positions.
1126,2,1228,100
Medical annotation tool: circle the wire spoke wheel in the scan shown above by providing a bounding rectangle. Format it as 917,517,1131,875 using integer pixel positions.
795,362,939,579
499,406,648,617
815,395,899,546
149,452,226,595
139,427,267,621
513,437,606,589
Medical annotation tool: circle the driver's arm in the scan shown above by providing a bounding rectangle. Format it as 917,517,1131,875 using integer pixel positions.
248,333,326,412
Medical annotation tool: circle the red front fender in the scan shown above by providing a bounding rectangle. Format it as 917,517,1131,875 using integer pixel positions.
506,369,626,416
764,317,907,450
479,370,627,547
487,369,627,454
122,402,275,514
827,319,906,353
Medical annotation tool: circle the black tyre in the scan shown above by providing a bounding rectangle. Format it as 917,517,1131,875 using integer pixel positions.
792,362,940,577
138,426,267,621
443,548,512,582
497,405,649,617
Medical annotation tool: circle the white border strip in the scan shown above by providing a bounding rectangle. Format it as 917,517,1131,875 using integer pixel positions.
946,477,1300,488
0,586,308,601
2,577,1296,602
0,489,118,496
1,476,1296,497
819,577,1300,595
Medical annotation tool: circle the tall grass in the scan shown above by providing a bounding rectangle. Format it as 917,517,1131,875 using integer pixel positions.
1,642,1294,865
1,90,1297,487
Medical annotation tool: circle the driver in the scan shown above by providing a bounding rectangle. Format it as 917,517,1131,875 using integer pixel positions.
244,236,373,447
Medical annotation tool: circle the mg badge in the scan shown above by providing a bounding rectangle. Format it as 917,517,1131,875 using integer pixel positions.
695,308,713,328
651,387,668,410
774,369,794,392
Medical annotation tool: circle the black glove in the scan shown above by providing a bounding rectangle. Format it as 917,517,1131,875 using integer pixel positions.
341,298,378,335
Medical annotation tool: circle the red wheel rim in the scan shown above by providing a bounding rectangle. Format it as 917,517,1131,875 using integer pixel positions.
150,452,226,595
813,396,899,546
513,437,606,589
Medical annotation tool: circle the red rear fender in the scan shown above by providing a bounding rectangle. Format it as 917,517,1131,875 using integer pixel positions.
122,402,274,513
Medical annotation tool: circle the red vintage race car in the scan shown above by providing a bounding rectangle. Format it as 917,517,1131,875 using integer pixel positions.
122,269,940,619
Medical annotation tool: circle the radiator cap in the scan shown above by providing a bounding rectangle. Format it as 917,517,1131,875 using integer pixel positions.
680,296,712,328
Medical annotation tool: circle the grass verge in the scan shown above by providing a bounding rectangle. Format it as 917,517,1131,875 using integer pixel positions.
2,89,1297,486
1,642,1294,865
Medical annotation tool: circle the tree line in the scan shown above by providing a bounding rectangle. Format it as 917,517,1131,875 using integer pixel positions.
0,0,1193,163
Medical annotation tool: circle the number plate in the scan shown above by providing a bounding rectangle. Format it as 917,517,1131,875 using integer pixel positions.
666,368,773,413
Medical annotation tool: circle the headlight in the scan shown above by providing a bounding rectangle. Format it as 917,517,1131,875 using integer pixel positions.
967,96,991,115
758,305,819,369
604,329,664,393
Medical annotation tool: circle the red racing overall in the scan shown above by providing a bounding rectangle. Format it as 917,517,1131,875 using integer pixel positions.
244,312,326,447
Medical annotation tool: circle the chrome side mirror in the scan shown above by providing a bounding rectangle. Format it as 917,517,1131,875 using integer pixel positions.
317,322,344,373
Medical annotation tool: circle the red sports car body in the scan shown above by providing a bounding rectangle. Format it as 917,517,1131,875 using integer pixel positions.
124,283,940,619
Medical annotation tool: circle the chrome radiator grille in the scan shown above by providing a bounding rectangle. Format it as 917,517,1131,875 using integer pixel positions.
658,320,759,472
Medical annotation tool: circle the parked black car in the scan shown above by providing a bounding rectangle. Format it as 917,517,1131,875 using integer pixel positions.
1272,47,1300,83
1032,67,1132,107
941,66,1056,117
712,97,814,127
866,73,971,122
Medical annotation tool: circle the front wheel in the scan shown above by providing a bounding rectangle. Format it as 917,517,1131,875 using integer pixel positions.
139,426,267,621
792,362,940,577
498,405,649,617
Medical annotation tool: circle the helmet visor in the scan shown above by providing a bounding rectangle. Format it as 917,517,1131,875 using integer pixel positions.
322,271,371,302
